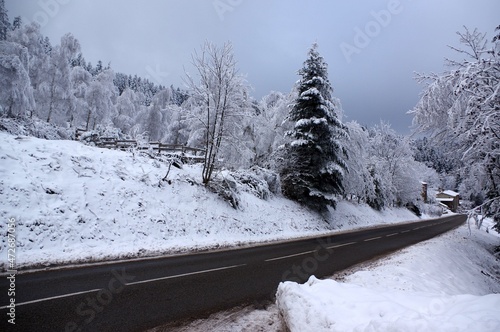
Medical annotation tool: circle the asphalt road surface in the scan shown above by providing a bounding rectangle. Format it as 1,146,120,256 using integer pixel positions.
0,214,465,331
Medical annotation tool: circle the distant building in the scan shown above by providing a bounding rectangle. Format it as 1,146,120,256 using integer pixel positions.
436,190,460,212
421,182,428,203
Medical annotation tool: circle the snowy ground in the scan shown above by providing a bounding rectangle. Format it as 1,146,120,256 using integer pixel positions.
0,132,418,270
153,221,500,332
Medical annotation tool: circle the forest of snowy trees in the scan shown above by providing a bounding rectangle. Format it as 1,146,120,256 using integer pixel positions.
0,2,498,229
410,25,500,230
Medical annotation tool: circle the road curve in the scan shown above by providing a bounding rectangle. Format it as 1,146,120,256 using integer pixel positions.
0,214,465,331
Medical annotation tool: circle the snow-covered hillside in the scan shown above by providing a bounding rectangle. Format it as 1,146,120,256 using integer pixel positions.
0,132,418,270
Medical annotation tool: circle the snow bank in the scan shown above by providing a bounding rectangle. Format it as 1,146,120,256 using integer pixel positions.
277,276,500,332
277,220,500,332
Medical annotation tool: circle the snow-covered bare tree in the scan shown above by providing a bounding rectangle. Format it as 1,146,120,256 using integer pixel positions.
280,43,348,212
185,41,248,184
38,33,80,125
8,23,49,97
143,106,164,142
409,25,500,229
0,40,35,117
342,121,374,203
163,104,188,145
369,122,424,206
113,88,137,134
139,89,175,141
83,69,116,130
69,64,90,127
248,91,295,167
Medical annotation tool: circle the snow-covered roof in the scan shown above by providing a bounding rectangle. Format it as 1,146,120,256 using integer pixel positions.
436,197,454,202
440,190,460,197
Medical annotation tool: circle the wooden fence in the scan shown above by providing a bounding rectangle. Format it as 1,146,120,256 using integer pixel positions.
75,128,206,162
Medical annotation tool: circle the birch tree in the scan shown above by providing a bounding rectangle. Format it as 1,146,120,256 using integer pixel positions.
185,41,247,184
39,33,79,125
84,69,116,130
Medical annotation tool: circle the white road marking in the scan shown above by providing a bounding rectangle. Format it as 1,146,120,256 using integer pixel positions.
0,288,101,309
0,264,247,309
363,236,382,242
386,233,399,237
265,250,316,262
126,264,247,286
327,241,357,249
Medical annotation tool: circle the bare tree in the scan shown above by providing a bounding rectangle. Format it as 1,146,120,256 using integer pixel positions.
185,41,247,184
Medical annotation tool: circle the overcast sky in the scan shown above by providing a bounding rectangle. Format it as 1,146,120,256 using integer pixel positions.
5,0,500,133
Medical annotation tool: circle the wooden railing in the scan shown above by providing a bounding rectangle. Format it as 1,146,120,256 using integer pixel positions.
75,129,206,161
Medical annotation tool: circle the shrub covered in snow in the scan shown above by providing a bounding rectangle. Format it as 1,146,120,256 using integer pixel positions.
207,167,281,209
206,175,241,209
232,166,280,200
0,115,72,140
78,125,127,144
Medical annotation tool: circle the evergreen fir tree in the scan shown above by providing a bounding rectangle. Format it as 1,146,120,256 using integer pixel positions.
12,16,22,31
0,0,9,40
280,43,348,212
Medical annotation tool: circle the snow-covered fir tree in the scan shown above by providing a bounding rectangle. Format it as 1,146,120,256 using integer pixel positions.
280,43,348,212
0,0,9,41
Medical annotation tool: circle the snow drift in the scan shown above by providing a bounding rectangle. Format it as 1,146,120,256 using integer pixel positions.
277,276,500,332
